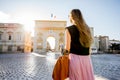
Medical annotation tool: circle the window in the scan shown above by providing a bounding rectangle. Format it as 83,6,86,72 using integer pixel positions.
0,45,2,51
8,45,12,51
0,34,1,40
17,46,21,51
0,32,3,40
9,35,11,40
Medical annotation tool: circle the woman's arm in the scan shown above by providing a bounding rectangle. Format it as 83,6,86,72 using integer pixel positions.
64,29,71,52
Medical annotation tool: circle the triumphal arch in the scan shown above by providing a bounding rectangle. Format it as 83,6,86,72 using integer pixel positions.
34,20,66,53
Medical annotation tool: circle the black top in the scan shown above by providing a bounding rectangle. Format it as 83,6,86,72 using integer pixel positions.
66,25,90,55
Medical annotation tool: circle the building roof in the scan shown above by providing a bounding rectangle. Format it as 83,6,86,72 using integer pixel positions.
0,23,23,28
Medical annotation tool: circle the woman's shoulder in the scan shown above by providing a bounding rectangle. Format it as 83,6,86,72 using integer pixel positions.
66,25,76,29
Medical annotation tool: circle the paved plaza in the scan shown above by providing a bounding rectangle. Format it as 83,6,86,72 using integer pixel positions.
0,52,120,80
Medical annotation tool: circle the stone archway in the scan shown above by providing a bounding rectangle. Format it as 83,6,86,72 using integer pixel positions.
34,20,66,53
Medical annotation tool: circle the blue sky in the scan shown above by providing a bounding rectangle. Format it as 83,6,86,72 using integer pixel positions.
0,0,120,40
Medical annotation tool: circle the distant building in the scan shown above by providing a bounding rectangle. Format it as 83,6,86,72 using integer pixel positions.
92,36,120,53
0,23,32,53
89,27,99,53
93,36,99,50
90,27,94,39
109,39,120,44
99,36,109,51
108,39,120,53
90,27,95,47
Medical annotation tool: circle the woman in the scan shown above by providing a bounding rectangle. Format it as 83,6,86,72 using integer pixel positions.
65,9,95,80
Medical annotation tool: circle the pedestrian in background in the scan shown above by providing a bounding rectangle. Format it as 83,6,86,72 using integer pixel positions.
64,9,95,80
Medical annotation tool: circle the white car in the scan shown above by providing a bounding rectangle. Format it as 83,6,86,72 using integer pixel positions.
91,47,98,54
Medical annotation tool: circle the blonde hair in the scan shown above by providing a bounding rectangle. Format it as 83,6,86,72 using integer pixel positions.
70,9,93,47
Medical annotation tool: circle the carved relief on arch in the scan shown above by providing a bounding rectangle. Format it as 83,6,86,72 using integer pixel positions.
59,37,64,44
37,37,43,43
16,32,22,34
59,32,64,37
7,31,13,35
37,32,43,36
37,45,43,49
37,37,43,49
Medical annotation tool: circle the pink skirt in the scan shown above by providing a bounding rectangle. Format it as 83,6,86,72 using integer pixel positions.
69,54,95,80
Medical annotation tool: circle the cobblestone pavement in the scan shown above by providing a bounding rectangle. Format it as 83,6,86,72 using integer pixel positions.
0,52,120,80
92,54,120,80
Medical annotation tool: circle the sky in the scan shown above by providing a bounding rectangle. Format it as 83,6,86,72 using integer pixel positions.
0,0,120,40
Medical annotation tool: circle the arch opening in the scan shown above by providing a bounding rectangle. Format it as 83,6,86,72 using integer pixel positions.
47,36,55,51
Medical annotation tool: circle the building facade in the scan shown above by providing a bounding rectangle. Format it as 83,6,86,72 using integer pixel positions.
109,39,120,44
34,20,66,53
90,27,95,47
99,36,109,51
93,36,99,50
109,39,120,53
0,23,32,53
